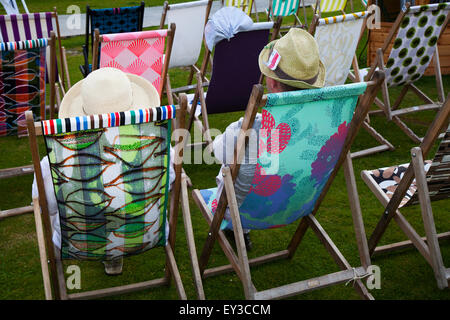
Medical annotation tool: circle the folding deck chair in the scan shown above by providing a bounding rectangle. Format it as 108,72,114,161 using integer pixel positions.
267,0,308,31
360,94,450,289
25,96,201,299
222,0,257,21
362,2,450,144
0,33,56,219
159,0,213,101
190,72,385,300
80,2,145,78
310,11,395,158
186,21,280,148
93,24,175,106
0,9,70,99
313,0,353,16
0,0,29,15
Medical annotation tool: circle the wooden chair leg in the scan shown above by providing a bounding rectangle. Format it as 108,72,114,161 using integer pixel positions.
165,244,187,300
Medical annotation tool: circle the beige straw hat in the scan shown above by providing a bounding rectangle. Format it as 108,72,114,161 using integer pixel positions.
58,67,160,118
258,28,325,89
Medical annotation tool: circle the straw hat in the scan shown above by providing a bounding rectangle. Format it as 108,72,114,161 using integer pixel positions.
258,28,325,89
58,67,160,118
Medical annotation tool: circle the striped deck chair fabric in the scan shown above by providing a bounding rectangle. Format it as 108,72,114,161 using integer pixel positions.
314,0,348,13
200,82,368,230
165,0,209,69
271,0,301,17
0,38,47,136
99,30,168,96
41,105,176,260
381,3,450,88
314,11,367,86
224,0,253,16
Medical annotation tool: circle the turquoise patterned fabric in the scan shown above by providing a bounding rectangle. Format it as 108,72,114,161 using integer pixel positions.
201,82,368,230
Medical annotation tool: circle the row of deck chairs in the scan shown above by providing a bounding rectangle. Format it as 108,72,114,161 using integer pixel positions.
1,1,449,299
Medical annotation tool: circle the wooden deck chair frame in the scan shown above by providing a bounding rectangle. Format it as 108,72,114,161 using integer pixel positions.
185,20,281,150
0,32,57,220
267,0,309,33
92,23,176,106
309,12,395,159
189,72,385,300
313,0,354,17
159,0,213,102
80,2,145,78
0,8,71,102
24,96,198,300
361,94,450,290
363,2,449,144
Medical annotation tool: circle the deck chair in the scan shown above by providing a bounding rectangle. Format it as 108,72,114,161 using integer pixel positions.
267,0,308,31
362,2,450,144
0,33,56,219
93,24,175,105
25,99,198,300
0,0,28,15
80,2,145,78
222,0,257,21
186,21,279,148
159,0,213,100
190,72,385,300
310,11,395,158
0,9,70,100
361,94,450,289
313,0,353,16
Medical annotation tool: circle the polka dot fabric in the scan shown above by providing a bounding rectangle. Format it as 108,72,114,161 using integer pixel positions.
385,3,449,88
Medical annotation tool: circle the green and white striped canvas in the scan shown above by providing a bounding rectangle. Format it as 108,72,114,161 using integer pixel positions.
271,0,301,17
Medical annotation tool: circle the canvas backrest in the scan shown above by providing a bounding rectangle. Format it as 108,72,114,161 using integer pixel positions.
317,0,348,13
228,82,368,230
204,22,273,114
384,3,450,88
314,11,368,86
271,0,301,17
40,106,176,261
0,38,48,136
99,30,169,96
224,0,253,16
165,0,209,69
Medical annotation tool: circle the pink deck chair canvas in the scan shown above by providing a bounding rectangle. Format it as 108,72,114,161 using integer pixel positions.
93,24,175,101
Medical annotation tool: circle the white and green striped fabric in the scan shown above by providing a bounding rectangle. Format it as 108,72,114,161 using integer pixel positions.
314,0,348,13
271,0,301,16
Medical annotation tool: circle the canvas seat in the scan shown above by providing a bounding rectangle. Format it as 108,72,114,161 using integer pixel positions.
267,0,308,31
80,2,145,78
189,72,385,300
222,0,257,21
360,94,450,289
159,0,213,101
313,0,353,16
0,34,57,219
25,94,203,299
0,9,70,100
363,2,450,144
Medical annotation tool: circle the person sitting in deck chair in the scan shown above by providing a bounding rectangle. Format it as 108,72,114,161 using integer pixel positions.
213,28,326,250
31,68,174,275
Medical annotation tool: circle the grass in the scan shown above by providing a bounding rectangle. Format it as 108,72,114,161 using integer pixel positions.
0,1,449,300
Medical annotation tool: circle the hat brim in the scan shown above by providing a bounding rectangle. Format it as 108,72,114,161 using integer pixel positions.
258,40,326,90
58,73,161,119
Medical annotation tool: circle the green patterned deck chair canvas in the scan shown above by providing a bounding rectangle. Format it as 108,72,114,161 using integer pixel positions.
362,2,450,144
267,0,307,29
0,34,56,221
27,105,189,300
192,74,385,300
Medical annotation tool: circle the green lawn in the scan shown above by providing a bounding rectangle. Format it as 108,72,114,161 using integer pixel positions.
0,1,449,300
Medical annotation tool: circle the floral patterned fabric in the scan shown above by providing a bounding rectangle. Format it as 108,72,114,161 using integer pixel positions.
200,82,367,230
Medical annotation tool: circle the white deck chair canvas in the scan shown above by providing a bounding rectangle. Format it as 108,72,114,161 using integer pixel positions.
159,0,213,100
311,11,395,158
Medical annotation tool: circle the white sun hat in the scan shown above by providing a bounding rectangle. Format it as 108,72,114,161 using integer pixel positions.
58,67,161,118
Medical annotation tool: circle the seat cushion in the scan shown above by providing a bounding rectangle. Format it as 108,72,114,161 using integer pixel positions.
368,160,432,208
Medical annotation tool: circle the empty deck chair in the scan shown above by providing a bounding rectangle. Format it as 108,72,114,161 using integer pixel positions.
25,98,200,299
267,0,307,30
0,33,56,219
313,0,353,16
81,2,145,78
361,94,450,289
222,0,256,20
159,0,213,100
362,2,450,143
190,72,385,299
